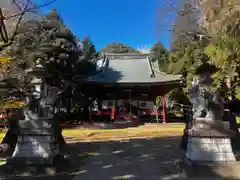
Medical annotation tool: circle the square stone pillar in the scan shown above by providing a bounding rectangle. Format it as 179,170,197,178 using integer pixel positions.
184,118,236,165
7,118,60,165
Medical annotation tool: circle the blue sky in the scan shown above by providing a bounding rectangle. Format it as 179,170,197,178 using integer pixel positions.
34,0,177,51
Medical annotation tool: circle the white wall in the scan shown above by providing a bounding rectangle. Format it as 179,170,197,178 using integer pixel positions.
101,99,155,110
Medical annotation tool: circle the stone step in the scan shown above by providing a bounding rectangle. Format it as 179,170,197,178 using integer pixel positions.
194,119,229,130
17,135,56,143
19,128,54,135
19,120,55,129
186,128,235,137
15,142,59,151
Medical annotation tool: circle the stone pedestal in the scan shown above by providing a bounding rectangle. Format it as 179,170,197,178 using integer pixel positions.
7,118,60,165
184,118,236,165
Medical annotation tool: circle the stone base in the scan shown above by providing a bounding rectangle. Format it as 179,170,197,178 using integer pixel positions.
8,135,60,165
185,136,236,162
184,119,236,162
180,119,240,178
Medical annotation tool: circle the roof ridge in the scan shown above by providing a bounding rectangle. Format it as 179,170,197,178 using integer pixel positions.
147,56,155,78
105,52,150,56
105,52,150,60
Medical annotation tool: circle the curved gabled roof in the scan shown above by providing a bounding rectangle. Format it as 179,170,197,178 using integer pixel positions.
85,53,182,84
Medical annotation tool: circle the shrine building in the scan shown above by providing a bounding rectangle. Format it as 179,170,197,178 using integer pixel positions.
78,53,182,123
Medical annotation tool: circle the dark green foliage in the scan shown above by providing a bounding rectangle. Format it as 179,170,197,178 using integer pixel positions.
151,41,169,72
5,9,96,88
101,43,139,53
195,63,218,75
164,32,211,105
82,36,97,61
168,88,191,105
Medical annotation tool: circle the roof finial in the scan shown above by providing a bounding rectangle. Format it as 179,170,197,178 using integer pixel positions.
84,36,89,41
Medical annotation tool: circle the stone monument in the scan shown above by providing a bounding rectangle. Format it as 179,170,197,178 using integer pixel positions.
184,63,236,165
7,66,62,165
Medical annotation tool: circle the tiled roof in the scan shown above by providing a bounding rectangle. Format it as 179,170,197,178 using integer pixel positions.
85,53,182,84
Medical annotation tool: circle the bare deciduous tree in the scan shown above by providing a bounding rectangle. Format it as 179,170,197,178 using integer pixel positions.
0,0,58,51
0,0,59,110
155,0,205,49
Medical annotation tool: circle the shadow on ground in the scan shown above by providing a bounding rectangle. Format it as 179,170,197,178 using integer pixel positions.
0,136,240,180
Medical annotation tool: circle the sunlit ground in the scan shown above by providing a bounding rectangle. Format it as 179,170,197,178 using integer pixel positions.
0,123,184,143
63,123,184,142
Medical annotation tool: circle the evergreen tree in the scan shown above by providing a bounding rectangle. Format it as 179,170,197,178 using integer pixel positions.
101,43,139,53
151,41,169,72
0,9,98,147
82,36,96,61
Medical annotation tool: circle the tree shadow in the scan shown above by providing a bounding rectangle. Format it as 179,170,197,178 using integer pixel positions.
0,135,239,180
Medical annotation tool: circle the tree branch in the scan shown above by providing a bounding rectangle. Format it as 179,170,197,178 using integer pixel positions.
12,0,24,12
0,42,13,51
9,0,30,41
5,0,58,20
0,0,58,53
0,9,9,43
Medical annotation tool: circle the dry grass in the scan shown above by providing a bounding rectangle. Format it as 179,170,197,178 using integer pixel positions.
0,130,5,141
0,100,24,108
0,123,185,142
63,123,184,142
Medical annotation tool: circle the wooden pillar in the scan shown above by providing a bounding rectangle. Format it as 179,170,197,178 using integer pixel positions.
162,95,166,124
137,99,139,118
89,103,93,123
111,100,116,122
129,90,132,115
115,99,118,120
155,98,159,123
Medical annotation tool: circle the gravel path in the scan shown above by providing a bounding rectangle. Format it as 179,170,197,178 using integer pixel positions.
70,136,182,180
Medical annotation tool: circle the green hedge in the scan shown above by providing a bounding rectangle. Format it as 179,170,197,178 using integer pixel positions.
236,116,240,124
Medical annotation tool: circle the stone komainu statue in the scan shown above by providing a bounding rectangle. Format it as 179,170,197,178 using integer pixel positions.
188,74,224,121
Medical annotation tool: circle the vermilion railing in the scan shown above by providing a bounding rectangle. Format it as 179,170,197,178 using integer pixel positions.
0,113,8,119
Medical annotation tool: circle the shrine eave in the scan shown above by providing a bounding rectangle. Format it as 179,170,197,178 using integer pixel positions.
82,79,181,86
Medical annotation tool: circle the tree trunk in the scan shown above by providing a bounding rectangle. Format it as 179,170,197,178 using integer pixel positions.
226,77,238,133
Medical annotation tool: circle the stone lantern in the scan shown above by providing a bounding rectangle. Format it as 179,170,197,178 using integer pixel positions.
7,66,61,165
